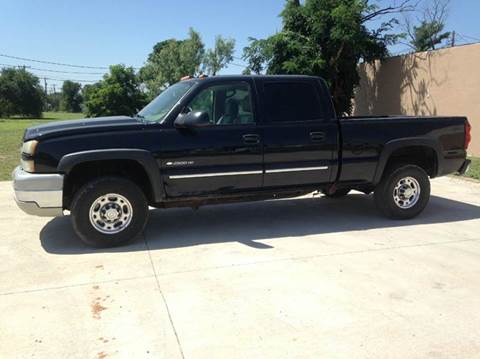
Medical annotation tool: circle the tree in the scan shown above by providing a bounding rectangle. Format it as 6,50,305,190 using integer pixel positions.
241,38,271,75
61,80,83,112
83,65,146,117
242,0,412,114
411,21,451,51
140,28,205,99
0,67,44,117
203,36,235,75
405,0,451,51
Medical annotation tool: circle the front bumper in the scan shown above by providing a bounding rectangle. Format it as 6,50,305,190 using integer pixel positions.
12,166,64,217
458,159,472,175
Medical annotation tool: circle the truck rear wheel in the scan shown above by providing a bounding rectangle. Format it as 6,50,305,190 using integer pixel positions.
71,176,149,247
374,165,430,219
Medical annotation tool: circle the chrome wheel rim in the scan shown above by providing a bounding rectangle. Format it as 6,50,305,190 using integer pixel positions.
393,177,421,209
89,193,133,234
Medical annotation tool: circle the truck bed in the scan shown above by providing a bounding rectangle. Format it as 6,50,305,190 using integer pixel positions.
338,115,468,184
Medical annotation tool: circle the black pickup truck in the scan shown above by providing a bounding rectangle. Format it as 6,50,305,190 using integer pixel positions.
13,75,471,247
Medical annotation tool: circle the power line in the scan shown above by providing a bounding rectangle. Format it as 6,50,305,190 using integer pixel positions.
455,34,475,46
30,71,102,83
43,77,97,83
0,63,31,70
32,67,104,75
457,33,480,43
0,53,140,70
0,64,100,83
0,62,105,75
0,52,245,74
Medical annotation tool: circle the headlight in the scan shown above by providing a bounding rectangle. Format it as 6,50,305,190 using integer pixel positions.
21,140,38,155
21,140,38,172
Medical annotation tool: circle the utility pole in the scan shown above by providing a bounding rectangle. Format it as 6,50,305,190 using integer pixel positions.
53,84,56,93
451,31,456,47
44,78,47,95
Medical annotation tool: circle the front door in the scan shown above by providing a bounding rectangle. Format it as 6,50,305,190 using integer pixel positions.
160,81,263,197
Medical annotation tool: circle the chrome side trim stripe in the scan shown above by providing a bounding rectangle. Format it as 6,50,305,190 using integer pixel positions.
169,170,263,179
168,166,329,179
265,166,328,173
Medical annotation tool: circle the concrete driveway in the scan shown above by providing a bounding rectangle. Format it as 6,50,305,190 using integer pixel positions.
1,176,480,359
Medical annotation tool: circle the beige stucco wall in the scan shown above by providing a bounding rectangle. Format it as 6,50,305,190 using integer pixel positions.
354,43,480,156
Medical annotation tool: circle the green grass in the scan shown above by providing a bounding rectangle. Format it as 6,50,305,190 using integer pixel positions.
0,112,83,180
463,157,480,181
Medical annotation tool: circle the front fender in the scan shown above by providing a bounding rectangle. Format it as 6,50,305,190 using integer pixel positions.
57,149,165,202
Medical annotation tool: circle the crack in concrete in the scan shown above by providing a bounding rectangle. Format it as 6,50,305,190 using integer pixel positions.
143,232,185,359
0,274,154,296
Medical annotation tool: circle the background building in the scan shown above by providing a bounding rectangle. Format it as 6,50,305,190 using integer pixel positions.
355,43,480,156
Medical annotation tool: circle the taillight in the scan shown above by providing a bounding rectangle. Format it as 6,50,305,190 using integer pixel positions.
465,120,471,150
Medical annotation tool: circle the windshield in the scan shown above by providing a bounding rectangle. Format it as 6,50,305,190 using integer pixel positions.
138,81,196,122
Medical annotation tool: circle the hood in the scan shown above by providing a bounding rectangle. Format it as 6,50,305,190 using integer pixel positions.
23,116,143,141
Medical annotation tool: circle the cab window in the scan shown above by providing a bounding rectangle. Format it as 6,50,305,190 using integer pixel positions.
187,82,255,125
263,81,323,123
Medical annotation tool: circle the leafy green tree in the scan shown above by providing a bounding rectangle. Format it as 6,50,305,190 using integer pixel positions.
140,28,205,99
0,68,44,117
411,21,451,51
203,36,235,75
405,0,451,51
60,80,83,112
83,65,146,117
241,38,271,75
242,0,408,114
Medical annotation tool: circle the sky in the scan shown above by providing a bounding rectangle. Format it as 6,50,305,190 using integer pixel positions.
0,0,479,91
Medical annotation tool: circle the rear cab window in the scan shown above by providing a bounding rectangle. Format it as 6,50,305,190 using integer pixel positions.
262,81,323,123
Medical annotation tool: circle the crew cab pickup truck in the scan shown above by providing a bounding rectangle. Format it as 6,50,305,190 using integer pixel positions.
13,75,472,247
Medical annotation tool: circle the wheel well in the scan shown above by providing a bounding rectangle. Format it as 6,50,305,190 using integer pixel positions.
63,160,154,209
384,146,438,178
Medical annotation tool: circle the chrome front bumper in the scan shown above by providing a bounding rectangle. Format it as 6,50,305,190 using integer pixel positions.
12,166,64,217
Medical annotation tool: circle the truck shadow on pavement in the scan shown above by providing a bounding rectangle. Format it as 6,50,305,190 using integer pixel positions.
40,194,480,254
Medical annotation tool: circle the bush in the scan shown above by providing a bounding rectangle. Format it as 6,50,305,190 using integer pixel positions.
0,68,44,118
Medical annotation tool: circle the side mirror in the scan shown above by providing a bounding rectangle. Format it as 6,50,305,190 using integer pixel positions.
174,111,211,128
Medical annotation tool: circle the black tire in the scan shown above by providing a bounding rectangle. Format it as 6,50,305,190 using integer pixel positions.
322,188,351,198
374,164,430,219
71,176,149,248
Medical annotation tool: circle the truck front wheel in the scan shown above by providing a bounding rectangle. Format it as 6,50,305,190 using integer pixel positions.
71,176,149,247
374,165,431,219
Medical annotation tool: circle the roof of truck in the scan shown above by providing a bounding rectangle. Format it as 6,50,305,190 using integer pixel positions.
182,74,323,83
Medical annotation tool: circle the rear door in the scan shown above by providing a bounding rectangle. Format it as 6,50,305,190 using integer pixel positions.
258,78,337,187
159,80,263,197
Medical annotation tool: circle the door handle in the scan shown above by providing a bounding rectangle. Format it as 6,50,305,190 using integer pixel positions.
243,134,260,145
310,131,326,143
